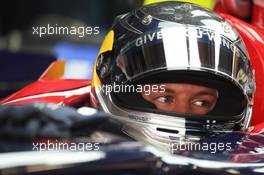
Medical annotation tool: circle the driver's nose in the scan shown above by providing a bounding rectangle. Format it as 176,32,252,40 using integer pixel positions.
168,99,191,114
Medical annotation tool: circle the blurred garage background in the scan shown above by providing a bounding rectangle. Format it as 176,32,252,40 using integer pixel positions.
0,0,143,98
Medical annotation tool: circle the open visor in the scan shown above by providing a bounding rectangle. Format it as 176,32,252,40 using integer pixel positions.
109,26,255,119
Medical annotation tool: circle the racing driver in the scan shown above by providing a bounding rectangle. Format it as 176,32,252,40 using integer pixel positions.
2,1,264,151
90,1,256,149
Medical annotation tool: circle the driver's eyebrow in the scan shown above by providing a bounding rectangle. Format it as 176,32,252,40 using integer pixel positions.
195,90,218,97
163,88,175,93
148,87,218,96
150,87,175,94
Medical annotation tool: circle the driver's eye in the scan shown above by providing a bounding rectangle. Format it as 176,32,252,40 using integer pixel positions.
192,100,210,108
155,96,173,103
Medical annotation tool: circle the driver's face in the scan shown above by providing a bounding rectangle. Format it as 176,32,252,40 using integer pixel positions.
141,83,218,115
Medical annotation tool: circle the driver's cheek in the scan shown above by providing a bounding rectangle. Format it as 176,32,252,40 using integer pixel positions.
156,102,209,115
159,101,192,114
190,105,210,115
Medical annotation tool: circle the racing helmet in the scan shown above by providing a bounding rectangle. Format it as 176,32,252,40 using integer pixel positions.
91,2,256,150
144,0,216,10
